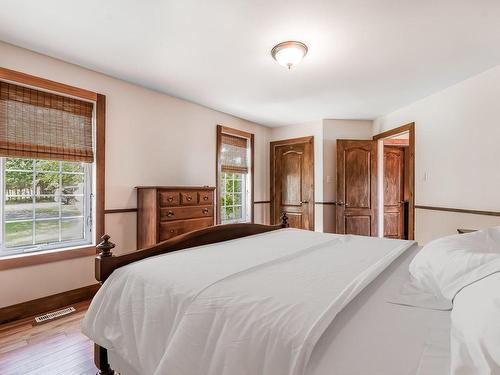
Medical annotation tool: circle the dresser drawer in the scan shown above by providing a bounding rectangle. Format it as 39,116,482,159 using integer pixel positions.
160,205,213,221
159,191,180,207
198,191,213,205
159,217,213,241
180,191,198,205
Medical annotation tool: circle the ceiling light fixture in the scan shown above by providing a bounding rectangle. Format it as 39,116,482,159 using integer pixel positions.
271,41,308,70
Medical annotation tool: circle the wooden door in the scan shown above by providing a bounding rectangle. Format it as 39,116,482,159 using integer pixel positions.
270,137,314,230
336,140,377,236
383,146,405,239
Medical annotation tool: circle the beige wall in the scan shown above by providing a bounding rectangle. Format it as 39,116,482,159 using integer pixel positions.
374,64,500,244
0,41,272,307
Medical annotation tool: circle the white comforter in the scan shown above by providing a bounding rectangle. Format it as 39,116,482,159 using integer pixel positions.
451,271,500,374
82,229,414,375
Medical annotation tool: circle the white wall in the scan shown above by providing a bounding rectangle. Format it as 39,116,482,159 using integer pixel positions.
322,119,374,232
0,41,272,307
375,64,500,244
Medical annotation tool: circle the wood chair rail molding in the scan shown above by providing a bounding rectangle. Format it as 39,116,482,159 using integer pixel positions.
416,205,500,217
104,208,139,214
104,201,274,212
0,67,105,270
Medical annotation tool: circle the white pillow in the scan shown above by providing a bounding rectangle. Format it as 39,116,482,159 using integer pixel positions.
409,226,500,302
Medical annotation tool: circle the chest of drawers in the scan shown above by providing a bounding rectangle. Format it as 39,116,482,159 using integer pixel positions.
136,186,216,248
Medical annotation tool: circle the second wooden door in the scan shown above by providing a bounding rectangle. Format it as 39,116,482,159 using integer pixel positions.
270,137,314,230
336,139,378,236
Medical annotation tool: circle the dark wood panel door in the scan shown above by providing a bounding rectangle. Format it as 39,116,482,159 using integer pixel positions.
384,146,405,239
336,140,377,236
271,137,314,230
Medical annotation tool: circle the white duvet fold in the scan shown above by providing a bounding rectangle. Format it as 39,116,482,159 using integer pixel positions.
82,229,414,375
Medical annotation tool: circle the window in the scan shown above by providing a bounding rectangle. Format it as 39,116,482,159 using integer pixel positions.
0,77,100,259
1,158,92,255
220,172,247,223
216,126,254,224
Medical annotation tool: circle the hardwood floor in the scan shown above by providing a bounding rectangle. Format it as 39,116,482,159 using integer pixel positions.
0,300,96,375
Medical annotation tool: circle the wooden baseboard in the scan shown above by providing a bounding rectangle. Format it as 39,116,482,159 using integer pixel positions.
0,284,99,325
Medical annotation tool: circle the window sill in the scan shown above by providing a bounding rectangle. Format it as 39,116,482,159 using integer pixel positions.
0,245,96,270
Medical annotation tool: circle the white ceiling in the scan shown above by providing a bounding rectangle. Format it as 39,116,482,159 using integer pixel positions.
1,0,500,127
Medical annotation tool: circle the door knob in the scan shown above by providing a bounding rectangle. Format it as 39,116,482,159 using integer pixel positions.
337,201,345,206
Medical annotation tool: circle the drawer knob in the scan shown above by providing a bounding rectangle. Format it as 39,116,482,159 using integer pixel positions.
203,196,208,201
169,229,175,233
202,208,209,214
186,196,192,201
168,197,174,202
167,211,174,217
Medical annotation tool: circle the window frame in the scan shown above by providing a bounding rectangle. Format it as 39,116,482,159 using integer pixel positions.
216,125,254,224
0,67,105,270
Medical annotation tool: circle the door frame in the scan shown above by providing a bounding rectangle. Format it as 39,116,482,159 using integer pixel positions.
270,136,314,228
373,123,415,240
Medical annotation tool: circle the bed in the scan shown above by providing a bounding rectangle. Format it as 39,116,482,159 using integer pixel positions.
82,215,500,375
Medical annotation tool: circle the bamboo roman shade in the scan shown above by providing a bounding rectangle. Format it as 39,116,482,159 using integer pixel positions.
220,133,249,173
0,81,94,162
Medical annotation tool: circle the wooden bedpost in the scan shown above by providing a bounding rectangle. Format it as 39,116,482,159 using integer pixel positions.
94,343,114,375
95,234,117,284
95,235,116,375
280,212,289,228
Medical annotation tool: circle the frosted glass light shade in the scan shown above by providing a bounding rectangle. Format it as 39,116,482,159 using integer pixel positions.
271,41,308,69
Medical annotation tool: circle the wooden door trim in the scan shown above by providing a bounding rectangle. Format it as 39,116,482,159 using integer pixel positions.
373,122,415,240
270,136,314,229
270,136,314,147
0,67,97,101
373,123,414,140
